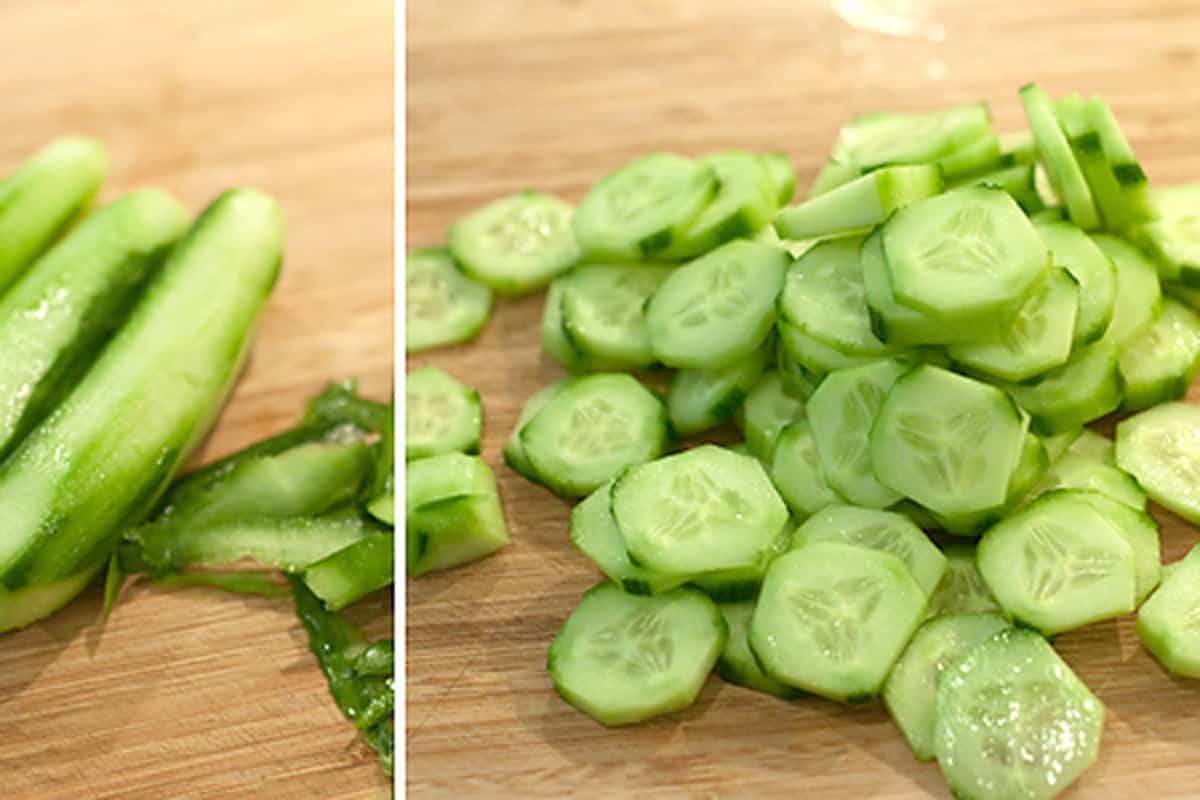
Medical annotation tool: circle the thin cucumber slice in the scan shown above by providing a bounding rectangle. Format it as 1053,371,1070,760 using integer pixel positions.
569,482,687,595
504,378,571,483
541,278,622,373
448,190,580,295
776,322,878,377
832,104,992,173
612,444,789,575
1003,340,1123,435
749,542,927,701
1020,83,1101,230
953,161,1042,214
774,165,943,240
1041,428,1082,463
935,628,1104,800
932,431,1049,537
405,249,493,353
574,154,717,261
871,365,1027,516
926,545,1003,617
977,489,1136,635
790,504,947,596
521,373,667,498
736,370,805,461
0,563,101,634
668,345,768,437
406,453,509,576
807,359,910,508
770,420,843,518
645,239,788,370
1069,429,1115,463
807,158,859,198
561,263,671,370
687,523,793,602
1024,452,1147,511
1137,550,1200,678
547,582,725,726
882,186,1048,321
716,601,801,699
1085,96,1153,225
1073,490,1161,605
948,267,1078,383
662,150,775,258
776,342,822,399
1116,402,1200,525
998,130,1037,166
761,152,797,207
1118,298,1200,411
1058,95,1134,230
405,366,481,460
882,612,1009,760
938,132,1004,181
1036,221,1116,345
1091,234,1163,346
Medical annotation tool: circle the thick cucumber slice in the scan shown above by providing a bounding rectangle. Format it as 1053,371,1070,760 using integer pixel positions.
405,366,481,461
406,452,509,576
770,420,843,518
716,601,801,699
569,482,687,596
1036,221,1116,345
663,151,776,258
1020,83,1101,230
1074,490,1161,604
574,154,717,261
935,627,1104,800
668,345,768,437
1118,298,1200,411
560,263,670,370
1137,549,1200,678
504,378,571,483
778,236,893,357
0,562,102,633
776,322,878,376
948,267,1078,382
749,542,927,701
774,165,943,240
790,504,947,596
521,373,667,498
612,445,789,576
1085,96,1153,225
761,152,797,207
871,365,1027,516
1116,402,1200,525
1091,234,1163,346
448,190,580,295
832,104,992,173
645,239,787,370
926,545,1003,617
406,249,493,353
736,370,805,461
807,158,859,198
1025,452,1147,511
932,431,1049,537
1003,341,1123,435
977,489,1137,635
882,186,1048,321
883,612,1009,760
953,161,1042,213
547,582,725,726
808,359,910,508
1070,428,1115,463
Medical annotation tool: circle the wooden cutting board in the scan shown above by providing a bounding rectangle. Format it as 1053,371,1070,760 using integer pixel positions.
0,2,393,798
407,0,1200,796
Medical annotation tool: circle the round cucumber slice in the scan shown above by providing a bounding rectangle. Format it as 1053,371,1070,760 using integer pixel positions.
667,345,768,437
560,263,671,370
1137,552,1200,678
663,150,775,258
504,378,572,484
1072,490,1161,605
1036,221,1116,346
1024,451,1146,511
1116,402,1200,525
716,601,801,699
1117,298,1200,412
1091,234,1162,346
1003,341,1123,436
735,370,805,461
769,420,843,519
405,248,493,353
776,321,879,376
405,366,481,461
925,545,1002,618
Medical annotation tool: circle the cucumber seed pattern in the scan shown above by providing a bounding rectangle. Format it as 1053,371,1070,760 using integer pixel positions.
559,398,633,458
606,171,679,225
407,265,451,320
787,576,884,662
1182,601,1200,634
1022,522,1124,602
1149,425,1200,487
406,388,454,443
834,381,885,473
653,468,750,544
583,606,675,677
483,202,571,257
577,269,662,330
844,523,915,565
786,257,876,346
965,678,1089,783
916,205,1004,277
895,410,991,493
995,284,1050,355
928,559,997,616
676,259,750,329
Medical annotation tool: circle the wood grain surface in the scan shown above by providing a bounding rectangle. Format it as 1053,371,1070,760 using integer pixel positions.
406,0,1200,796
1,2,394,798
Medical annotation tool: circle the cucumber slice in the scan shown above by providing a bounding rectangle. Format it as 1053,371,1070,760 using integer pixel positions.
547,582,725,726
998,130,1037,166
1137,549,1200,678
504,378,571,483
1058,95,1134,231
560,263,671,370
687,523,793,602
302,532,393,612
882,186,1048,321
1091,234,1163,346
808,359,909,508
832,104,992,173
1036,221,1116,345
662,151,775,258
1024,452,1147,511
406,452,509,576
761,152,797,207
1041,428,1082,463
1084,96,1153,225
406,248,493,353
1118,297,1200,411
776,341,822,399
882,612,1009,760
645,239,788,370
574,154,717,260
612,444,789,576
1116,402,1200,525
1073,490,1161,604
953,161,1042,214
1069,428,1115,463
541,277,622,373
790,504,947,596
716,601,801,699
807,158,859,198
448,190,580,295
0,562,102,633
753,223,818,258
1003,341,1123,435
749,542,927,701
932,431,1049,537
776,321,878,376
935,627,1104,800
405,366,482,460
667,345,768,437
736,370,805,461
1137,183,1200,286
947,267,1079,382
871,365,1027,516
1020,83,1101,230
977,489,1136,634
926,545,1003,617
521,373,667,498
569,482,687,596
774,165,943,240
938,132,1004,180
769,420,843,518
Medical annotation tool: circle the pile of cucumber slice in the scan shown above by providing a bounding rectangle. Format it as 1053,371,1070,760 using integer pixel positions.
408,83,1200,799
